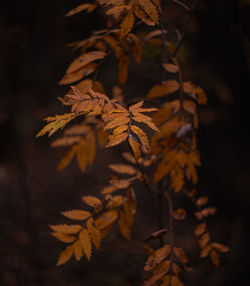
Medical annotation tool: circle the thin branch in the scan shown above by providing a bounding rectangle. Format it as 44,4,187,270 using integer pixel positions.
164,191,174,285
172,0,190,11
172,0,200,57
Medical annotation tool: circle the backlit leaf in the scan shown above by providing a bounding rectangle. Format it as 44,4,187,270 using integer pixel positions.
61,210,92,221
57,244,74,266
49,224,82,234
79,228,92,260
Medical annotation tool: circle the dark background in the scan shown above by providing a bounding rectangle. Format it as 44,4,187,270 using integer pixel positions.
0,0,249,285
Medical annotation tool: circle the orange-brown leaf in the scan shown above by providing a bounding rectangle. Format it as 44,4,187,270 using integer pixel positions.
212,242,229,253
73,240,83,261
79,228,92,260
172,208,186,220
49,224,82,235
194,223,206,237
199,233,210,248
65,4,97,17
106,132,128,147
120,10,134,39
95,209,118,230
210,250,219,267
51,232,76,243
82,196,102,208
57,244,74,266
86,217,102,250
109,164,137,175
61,210,92,221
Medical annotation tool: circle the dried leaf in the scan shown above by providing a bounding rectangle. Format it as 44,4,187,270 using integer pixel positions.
200,244,212,258
51,232,76,243
82,196,102,208
120,10,134,39
61,210,92,221
106,132,129,147
109,164,137,175
49,224,82,235
58,145,78,171
95,209,118,230
162,63,179,73
79,228,92,260
66,51,106,75
173,247,188,264
73,240,83,261
212,243,229,253
65,4,97,17
87,217,102,250
57,244,74,266
196,196,209,207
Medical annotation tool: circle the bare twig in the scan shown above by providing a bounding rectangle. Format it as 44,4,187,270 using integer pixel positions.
172,0,200,57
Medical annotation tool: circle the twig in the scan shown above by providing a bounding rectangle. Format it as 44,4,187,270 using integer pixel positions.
172,0,200,57
164,191,174,285
172,0,190,11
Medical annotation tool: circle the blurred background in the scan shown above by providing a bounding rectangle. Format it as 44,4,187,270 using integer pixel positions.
0,0,249,285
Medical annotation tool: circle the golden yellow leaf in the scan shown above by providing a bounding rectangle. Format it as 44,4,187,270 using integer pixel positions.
106,195,124,209
66,51,106,75
73,240,83,261
82,196,102,208
106,132,128,147
171,164,184,192
120,10,134,39
129,101,144,112
113,124,129,135
61,209,92,221
51,136,82,147
95,209,118,229
131,125,150,152
104,116,130,130
134,1,155,26
194,223,206,237
86,217,102,250
138,0,159,24
49,224,82,234
210,250,219,267
109,164,137,175
106,5,131,16
57,244,74,266
65,4,97,17
79,228,92,260
51,232,76,243
59,63,97,85
128,136,141,160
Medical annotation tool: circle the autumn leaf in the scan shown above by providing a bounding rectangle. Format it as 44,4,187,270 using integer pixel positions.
109,164,137,175
57,244,74,266
79,228,92,260
49,224,82,235
61,209,92,221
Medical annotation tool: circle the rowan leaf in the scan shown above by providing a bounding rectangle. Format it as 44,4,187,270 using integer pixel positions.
147,81,180,98
73,240,83,261
131,125,150,152
118,209,131,239
104,116,130,130
128,136,141,160
199,233,210,248
138,0,159,24
200,244,212,258
173,247,188,264
95,209,118,230
51,232,76,243
57,244,74,266
87,217,102,250
79,228,92,260
120,10,134,39
106,132,128,147
109,164,137,175
61,210,92,221
58,145,78,171
76,142,88,172
162,62,179,73
82,196,102,208
65,4,97,17
49,224,82,235
66,51,106,75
